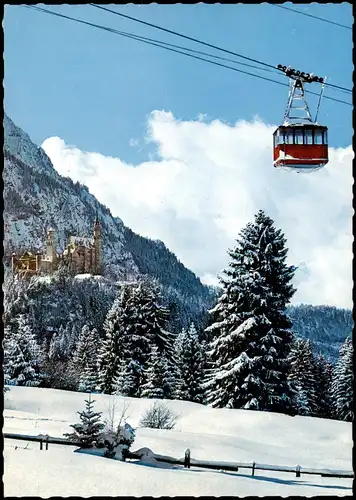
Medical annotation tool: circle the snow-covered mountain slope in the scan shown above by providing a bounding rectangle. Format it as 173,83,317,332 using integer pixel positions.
4,387,353,497
3,113,212,319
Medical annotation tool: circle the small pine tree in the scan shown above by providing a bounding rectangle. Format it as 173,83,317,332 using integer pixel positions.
3,314,44,387
64,395,105,447
331,337,353,422
141,346,165,399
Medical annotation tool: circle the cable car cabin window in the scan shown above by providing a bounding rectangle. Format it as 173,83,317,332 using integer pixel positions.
322,129,328,145
277,129,284,145
305,129,313,145
313,130,323,145
274,130,284,146
294,130,303,145
284,130,293,144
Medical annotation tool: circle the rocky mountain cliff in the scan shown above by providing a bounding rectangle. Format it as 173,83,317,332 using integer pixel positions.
3,113,213,330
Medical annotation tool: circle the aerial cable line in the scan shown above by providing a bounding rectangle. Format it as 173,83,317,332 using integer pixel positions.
271,4,352,31
23,5,276,74
89,3,276,71
24,5,352,107
23,6,291,86
90,3,352,95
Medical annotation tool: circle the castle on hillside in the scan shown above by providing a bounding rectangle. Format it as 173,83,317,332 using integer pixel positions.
11,217,101,278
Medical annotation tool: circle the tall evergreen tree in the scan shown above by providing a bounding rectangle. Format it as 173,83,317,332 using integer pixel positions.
114,360,139,397
141,346,165,399
98,287,132,394
288,338,318,416
111,279,174,397
331,337,353,422
130,279,174,356
3,314,44,387
161,355,177,399
75,327,101,393
175,323,205,404
313,353,333,419
203,210,296,413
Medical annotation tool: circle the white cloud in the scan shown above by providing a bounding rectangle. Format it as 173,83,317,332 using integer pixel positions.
42,111,353,309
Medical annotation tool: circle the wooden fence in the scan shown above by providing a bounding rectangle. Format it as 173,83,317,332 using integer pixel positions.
127,449,353,479
4,432,353,479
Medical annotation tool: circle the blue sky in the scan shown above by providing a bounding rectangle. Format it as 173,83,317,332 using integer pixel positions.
4,3,353,164
4,4,353,308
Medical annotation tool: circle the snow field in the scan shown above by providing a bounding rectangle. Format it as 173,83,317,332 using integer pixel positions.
3,386,353,497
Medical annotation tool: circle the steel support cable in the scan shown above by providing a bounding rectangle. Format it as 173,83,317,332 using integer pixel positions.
24,5,352,107
90,3,352,94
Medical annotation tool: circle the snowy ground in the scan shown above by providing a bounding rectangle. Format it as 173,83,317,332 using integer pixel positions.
4,387,353,497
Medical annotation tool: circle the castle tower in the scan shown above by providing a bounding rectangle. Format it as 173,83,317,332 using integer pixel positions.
46,228,57,273
93,215,101,275
35,252,42,273
11,253,17,273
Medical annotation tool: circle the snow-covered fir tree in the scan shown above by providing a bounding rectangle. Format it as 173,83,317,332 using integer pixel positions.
114,360,141,397
109,279,174,397
48,324,75,362
72,325,92,368
174,323,205,404
98,286,133,395
203,210,296,414
161,355,177,399
141,346,165,399
130,279,174,356
3,314,44,387
64,394,105,447
331,337,353,422
74,327,101,393
313,353,333,419
288,338,318,416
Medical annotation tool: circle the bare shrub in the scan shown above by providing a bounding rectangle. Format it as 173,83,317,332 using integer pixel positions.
101,398,135,460
139,401,179,430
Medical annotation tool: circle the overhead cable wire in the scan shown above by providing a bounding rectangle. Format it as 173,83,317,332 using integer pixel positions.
90,3,352,95
23,5,277,74
23,5,352,107
89,3,277,70
271,4,352,31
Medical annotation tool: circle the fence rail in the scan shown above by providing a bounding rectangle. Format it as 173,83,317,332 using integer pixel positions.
127,449,353,479
4,432,353,479
4,432,82,448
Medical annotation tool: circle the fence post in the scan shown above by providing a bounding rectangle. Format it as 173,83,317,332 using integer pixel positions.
252,461,256,476
184,448,191,469
296,465,301,478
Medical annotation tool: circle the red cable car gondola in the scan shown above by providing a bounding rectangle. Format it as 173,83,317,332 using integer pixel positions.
273,65,329,173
